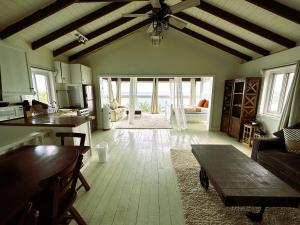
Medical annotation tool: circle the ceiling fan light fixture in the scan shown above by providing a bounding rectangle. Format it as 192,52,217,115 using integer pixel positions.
162,20,169,30
151,35,162,47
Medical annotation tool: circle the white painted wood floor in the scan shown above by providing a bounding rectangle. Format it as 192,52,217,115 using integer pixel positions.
72,124,251,225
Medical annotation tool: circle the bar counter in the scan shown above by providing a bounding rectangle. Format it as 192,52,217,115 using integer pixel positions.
0,114,93,127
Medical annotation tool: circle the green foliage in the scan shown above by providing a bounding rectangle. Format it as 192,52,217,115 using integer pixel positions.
38,91,49,104
138,101,151,112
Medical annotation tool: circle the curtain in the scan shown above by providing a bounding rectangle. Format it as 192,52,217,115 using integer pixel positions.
173,77,187,131
116,78,121,104
108,77,114,103
190,78,196,106
278,61,300,128
151,78,159,114
129,77,137,124
168,79,175,122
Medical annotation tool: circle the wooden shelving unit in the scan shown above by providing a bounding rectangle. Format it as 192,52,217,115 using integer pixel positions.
221,77,261,140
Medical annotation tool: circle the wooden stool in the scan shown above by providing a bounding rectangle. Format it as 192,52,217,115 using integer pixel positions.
242,124,259,147
56,132,91,192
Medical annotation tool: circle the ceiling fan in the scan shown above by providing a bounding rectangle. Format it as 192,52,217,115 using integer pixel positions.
123,0,201,46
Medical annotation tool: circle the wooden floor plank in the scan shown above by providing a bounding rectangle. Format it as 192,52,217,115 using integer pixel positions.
71,123,251,225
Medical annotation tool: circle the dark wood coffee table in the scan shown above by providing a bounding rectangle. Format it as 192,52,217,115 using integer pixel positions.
191,145,300,222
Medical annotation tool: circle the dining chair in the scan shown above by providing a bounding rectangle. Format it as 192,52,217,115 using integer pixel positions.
33,150,86,225
56,132,91,192
51,153,86,225
10,202,39,225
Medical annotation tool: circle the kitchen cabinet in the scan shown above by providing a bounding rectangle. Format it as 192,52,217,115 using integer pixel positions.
0,43,33,95
70,64,92,84
55,61,71,83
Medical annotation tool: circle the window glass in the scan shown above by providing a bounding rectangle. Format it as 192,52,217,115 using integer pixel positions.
158,82,170,112
182,81,191,106
35,74,49,104
268,74,284,113
284,73,294,104
196,81,201,102
265,71,295,116
121,81,130,106
31,69,52,105
111,81,117,99
136,81,153,112
101,79,109,106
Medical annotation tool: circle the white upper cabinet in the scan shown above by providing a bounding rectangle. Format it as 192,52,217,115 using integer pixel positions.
0,43,33,95
70,64,92,85
55,61,71,83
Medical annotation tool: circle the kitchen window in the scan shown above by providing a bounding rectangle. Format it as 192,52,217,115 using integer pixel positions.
262,66,295,117
31,68,53,105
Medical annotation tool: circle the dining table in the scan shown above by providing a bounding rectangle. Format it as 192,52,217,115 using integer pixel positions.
0,145,90,225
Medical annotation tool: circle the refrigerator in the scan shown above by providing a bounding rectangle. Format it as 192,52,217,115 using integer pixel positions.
83,85,97,131
56,83,84,109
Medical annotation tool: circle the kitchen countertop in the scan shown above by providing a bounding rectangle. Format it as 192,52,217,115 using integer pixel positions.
0,114,93,127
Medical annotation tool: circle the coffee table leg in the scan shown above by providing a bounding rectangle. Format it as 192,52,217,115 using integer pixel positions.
246,206,265,222
199,167,209,190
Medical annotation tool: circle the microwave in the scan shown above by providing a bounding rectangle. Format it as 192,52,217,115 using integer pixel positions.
0,106,24,121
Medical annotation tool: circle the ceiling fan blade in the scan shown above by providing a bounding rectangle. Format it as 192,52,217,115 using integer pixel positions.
147,24,154,33
122,13,151,18
169,16,187,29
169,0,200,14
150,0,161,9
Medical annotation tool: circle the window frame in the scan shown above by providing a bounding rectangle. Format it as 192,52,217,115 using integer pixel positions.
262,65,295,117
31,68,53,105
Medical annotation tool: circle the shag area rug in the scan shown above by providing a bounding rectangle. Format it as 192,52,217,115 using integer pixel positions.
115,113,172,129
170,149,300,225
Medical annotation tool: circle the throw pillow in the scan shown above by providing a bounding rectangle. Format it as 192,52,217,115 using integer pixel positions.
203,100,209,108
273,122,300,139
195,107,202,112
197,99,206,107
283,128,300,154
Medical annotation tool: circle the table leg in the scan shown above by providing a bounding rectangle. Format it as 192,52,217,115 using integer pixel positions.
199,167,209,190
246,206,265,222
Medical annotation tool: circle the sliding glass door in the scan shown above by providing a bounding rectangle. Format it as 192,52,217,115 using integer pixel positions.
136,81,153,112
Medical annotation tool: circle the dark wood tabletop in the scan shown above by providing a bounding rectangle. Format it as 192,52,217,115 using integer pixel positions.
0,145,90,225
191,145,300,207
0,114,92,127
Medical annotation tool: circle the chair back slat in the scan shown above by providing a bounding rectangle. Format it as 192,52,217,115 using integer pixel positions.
51,153,83,224
56,132,86,147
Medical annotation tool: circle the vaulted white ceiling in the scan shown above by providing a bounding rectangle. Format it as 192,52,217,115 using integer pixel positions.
0,0,299,62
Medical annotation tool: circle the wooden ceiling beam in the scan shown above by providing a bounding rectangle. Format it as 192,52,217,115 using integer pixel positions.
198,1,296,48
69,19,151,61
173,26,252,61
31,2,128,50
175,12,269,56
78,0,146,2
0,0,78,39
53,4,152,57
245,0,300,25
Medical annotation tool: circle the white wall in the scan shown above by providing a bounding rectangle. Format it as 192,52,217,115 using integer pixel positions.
1,38,53,70
238,46,300,136
77,27,242,130
0,37,67,103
